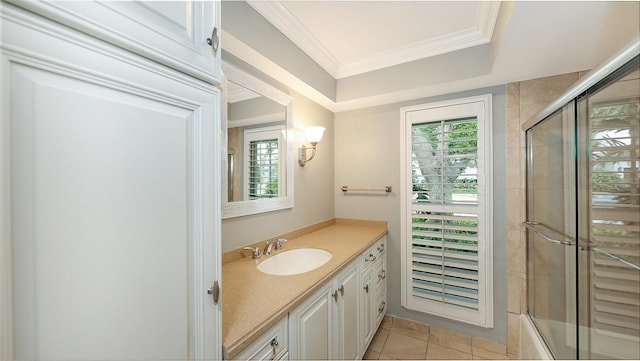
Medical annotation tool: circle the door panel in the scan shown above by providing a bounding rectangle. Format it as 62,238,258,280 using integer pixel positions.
289,285,332,360
7,52,220,360
337,265,360,360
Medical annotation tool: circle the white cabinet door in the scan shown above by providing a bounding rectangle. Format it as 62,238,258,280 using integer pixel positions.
335,263,360,360
360,268,375,352
1,5,221,360
6,0,221,84
289,283,334,360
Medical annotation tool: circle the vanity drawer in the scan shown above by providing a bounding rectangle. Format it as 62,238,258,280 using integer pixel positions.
375,258,386,289
375,293,387,325
233,318,288,360
361,236,386,272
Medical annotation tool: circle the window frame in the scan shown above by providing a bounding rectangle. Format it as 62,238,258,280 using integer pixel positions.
242,125,285,201
400,94,494,328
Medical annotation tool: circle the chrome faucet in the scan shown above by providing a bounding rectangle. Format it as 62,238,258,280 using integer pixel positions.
265,238,288,255
242,246,261,259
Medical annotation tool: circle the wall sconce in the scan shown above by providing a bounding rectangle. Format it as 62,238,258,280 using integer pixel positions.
298,126,325,167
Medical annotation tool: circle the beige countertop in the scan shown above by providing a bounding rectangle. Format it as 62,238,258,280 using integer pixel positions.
221,218,387,359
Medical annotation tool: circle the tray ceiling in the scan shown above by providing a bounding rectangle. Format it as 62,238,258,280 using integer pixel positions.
248,1,501,79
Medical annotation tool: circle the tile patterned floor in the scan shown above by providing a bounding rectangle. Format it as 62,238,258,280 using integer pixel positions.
364,315,518,360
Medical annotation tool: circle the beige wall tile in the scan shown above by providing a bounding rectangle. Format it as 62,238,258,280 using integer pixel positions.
520,272,528,312
506,150,521,190
519,73,579,106
507,272,521,314
507,231,521,275
507,190,522,231
507,313,521,356
507,82,520,109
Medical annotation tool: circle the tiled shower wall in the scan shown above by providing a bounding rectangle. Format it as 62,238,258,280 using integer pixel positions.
505,71,589,356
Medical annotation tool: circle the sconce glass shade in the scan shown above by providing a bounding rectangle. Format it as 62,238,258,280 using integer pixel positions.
304,126,325,144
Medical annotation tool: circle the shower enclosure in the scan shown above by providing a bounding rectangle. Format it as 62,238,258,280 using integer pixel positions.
524,40,639,359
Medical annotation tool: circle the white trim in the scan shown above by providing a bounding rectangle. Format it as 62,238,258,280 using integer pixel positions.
248,0,500,79
400,94,494,328
246,0,340,78
337,27,490,79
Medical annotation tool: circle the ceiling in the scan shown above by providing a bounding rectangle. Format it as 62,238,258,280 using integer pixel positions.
226,1,639,112
247,1,501,79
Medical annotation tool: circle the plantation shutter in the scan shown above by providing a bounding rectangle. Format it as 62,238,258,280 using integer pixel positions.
243,126,284,201
248,138,279,199
589,90,640,347
410,118,480,310
401,95,493,327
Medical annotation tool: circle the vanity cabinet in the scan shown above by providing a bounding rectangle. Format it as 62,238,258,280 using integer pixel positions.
360,237,387,354
289,260,360,360
235,318,288,361
5,0,221,84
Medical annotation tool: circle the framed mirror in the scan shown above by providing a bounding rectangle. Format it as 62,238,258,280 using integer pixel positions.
221,62,294,218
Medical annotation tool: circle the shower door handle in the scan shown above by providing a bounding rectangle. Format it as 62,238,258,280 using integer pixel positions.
523,221,575,246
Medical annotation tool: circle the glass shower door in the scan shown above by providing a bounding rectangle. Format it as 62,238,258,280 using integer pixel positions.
526,103,578,359
577,59,640,360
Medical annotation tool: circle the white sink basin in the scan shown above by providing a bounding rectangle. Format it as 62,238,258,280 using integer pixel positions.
257,248,332,276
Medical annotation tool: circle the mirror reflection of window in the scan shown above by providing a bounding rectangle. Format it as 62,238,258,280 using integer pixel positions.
226,80,287,202
243,126,284,200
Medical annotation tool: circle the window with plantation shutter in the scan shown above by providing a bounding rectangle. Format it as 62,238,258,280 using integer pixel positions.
243,125,284,200
400,95,493,327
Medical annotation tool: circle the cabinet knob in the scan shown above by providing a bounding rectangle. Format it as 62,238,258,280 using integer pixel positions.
339,284,345,296
378,269,386,280
332,290,339,302
378,301,386,314
377,243,385,253
365,253,376,262
364,284,369,293
206,27,219,54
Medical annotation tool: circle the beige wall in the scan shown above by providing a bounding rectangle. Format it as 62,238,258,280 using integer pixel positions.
505,70,589,356
221,91,335,251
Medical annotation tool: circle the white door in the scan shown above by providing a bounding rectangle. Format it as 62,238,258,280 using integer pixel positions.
289,284,333,360
1,4,221,360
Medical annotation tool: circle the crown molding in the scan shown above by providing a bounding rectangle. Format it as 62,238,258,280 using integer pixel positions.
248,1,501,79
337,27,490,79
222,30,337,112
246,0,341,78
